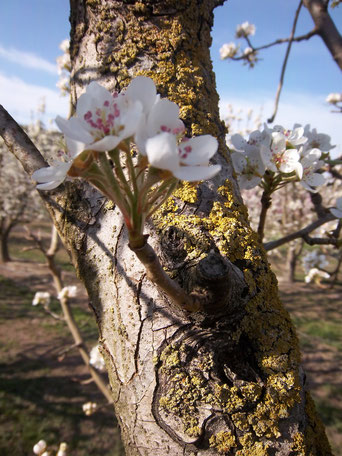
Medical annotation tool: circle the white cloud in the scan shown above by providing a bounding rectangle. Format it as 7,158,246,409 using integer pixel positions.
0,44,57,74
219,91,341,157
0,72,69,127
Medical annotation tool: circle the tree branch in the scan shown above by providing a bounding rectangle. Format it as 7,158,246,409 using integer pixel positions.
0,105,47,175
304,0,342,70
264,212,336,250
232,29,317,62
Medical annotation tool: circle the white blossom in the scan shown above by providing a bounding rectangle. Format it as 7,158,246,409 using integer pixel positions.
326,93,342,105
305,268,330,284
330,197,342,218
131,78,185,156
82,401,97,416
56,442,68,456
302,124,335,153
260,132,303,176
236,21,256,38
33,440,47,455
89,344,106,372
56,81,143,153
272,125,307,146
57,286,77,300
231,149,265,189
219,42,238,59
302,250,329,274
242,47,258,66
299,148,325,192
145,132,220,182
32,292,51,307
59,39,69,54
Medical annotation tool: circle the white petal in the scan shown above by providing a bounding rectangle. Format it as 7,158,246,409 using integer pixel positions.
135,117,148,156
179,135,218,165
77,81,112,117
146,132,178,171
300,181,316,193
271,132,286,151
304,172,325,187
260,144,276,171
32,162,71,182
36,179,65,190
174,164,221,182
65,137,86,158
89,135,121,152
56,116,94,144
125,76,157,113
147,99,183,136
231,151,246,173
336,197,342,210
292,162,303,179
304,148,322,162
330,208,342,218
118,100,143,138
238,175,261,190
230,134,246,150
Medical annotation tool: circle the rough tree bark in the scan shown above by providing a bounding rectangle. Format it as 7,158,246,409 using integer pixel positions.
0,0,333,454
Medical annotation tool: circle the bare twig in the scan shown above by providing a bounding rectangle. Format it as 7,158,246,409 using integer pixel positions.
232,29,317,62
42,305,65,321
268,0,304,123
264,212,336,250
26,225,113,404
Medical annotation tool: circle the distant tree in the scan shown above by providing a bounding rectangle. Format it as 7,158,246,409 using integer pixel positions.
0,137,41,262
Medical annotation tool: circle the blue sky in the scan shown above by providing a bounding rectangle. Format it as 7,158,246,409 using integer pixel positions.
0,0,341,153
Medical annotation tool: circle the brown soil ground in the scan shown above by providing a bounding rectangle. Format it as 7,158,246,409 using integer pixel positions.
0,255,341,455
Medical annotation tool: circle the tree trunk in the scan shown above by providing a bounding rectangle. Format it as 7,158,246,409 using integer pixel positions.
0,219,14,262
2,0,332,454
285,240,304,283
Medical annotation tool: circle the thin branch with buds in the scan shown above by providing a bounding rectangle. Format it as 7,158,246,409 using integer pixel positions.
26,224,113,404
264,212,337,250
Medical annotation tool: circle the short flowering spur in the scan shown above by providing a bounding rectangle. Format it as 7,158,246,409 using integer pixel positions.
33,77,221,246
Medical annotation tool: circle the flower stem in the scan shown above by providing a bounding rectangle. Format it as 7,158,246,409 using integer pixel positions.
129,238,201,313
258,189,272,242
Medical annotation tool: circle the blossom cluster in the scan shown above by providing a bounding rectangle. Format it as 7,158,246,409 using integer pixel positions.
235,21,256,38
326,93,342,105
33,440,68,456
219,22,258,67
33,77,221,240
32,291,51,308
302,250,329,274
304,268,330,284
82,401,98,416
56,39,71,96
57,285,77,301
330,197,342,219
230,123,334,192
302,251,331,284
89,344,106,372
